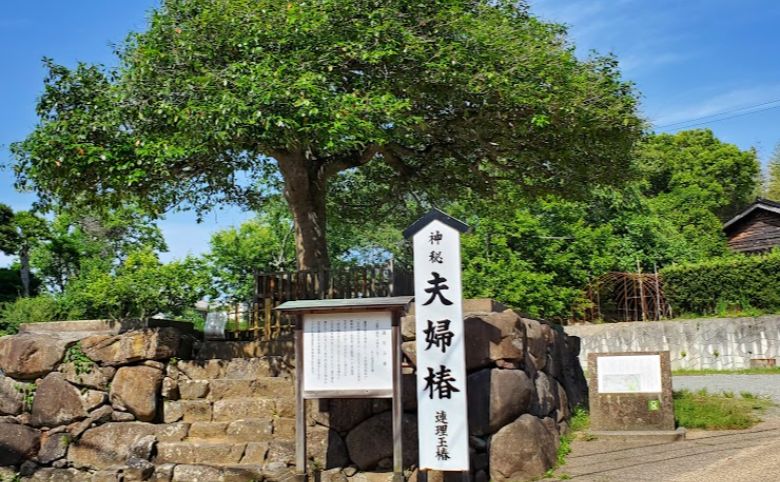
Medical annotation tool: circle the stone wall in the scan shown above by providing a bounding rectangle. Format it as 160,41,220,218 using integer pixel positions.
0,302,587,482
564,315,780,370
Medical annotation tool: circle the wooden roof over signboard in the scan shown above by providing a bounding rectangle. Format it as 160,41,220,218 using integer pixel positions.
275,296,414,312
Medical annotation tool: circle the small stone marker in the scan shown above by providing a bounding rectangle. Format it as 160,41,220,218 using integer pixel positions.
588,351,684,441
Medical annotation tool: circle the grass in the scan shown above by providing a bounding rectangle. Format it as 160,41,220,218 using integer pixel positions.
673,388,773,430
673,367,780,376
543,406,590,479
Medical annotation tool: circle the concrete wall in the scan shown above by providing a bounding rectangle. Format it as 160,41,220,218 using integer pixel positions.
564,316,780,370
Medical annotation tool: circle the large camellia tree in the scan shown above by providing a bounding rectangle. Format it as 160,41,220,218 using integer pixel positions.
13,0,642,270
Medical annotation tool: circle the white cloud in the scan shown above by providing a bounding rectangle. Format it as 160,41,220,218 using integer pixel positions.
650,84,780,128
529,0,692,75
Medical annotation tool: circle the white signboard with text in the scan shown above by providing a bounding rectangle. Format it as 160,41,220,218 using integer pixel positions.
411,217,470,471
303,311,393,396
597,354,662,393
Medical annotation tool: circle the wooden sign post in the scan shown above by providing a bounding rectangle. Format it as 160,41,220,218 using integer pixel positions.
276,297,413,482
404,209,471,479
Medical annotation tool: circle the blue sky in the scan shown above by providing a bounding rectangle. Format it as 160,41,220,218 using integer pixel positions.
2,0,780,266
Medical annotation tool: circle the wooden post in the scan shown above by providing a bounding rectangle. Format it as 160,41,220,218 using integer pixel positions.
392,309,404,482
294,314,307,481
653,262,663,320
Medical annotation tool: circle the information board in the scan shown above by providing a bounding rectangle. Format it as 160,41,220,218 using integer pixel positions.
597,354,662,393
302,311,393,397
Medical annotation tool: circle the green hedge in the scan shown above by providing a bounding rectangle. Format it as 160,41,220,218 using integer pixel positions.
661,250,780,316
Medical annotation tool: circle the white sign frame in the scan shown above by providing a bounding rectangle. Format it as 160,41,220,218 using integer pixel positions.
302,311,394,398
597,354,663,393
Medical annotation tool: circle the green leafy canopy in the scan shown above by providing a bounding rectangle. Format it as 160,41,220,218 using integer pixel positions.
12,0,643,269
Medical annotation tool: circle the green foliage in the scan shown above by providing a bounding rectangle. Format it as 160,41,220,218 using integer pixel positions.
764,143,780,201
673,389,771,429
30,205,166,291
62,249,213,320
0,295,68,336
63,343,96,375
206,199,295,301
636,129,759,220
545,406,589,479
458,192,619,319
0,267,41,303
662,250,780,316
12,0,642,269
0,204,16,255
14,382,36,412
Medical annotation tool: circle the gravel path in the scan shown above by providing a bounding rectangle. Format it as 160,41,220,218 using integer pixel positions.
672,374,780,402
546,375,780,481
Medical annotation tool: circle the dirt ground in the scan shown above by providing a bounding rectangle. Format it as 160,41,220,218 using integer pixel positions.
545,375,780,482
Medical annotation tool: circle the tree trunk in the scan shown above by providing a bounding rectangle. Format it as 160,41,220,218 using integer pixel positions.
277,154,330,271
20,245,31,297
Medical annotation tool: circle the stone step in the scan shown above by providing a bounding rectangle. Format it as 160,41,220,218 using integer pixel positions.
168,463,296,482
163,396,294,423
172,357,293,380
213,397,295,421
178,377,294,400
186,418,274,441
156,441,264,465
156,439,294,467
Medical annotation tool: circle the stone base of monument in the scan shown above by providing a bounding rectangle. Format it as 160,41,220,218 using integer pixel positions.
587,427,687,443
588,351,681,444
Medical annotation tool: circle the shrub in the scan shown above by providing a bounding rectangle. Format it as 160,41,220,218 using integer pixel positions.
0,295,65,335
62,249,212,320
661,250,780,316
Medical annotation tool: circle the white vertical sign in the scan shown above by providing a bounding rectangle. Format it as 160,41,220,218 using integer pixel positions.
408,212,470,471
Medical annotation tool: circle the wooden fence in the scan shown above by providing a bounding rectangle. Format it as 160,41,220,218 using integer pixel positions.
238,263,414,339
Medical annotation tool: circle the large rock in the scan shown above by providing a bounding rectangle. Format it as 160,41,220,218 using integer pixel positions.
522,318,547,370
68,422,159,469
467,368,535,436
110,366,163,422
38,431,70,464
561,335,588,409
463,310,525,371
489,414,558,481
311,398,374,433
307,425,350,469
532,372,557,418
345,412,418,470
172,464,224,482
0,423,40,465
0,373,25,415
0,333,68,379
59,362,115,390
31,372,88,427
81,328,184,366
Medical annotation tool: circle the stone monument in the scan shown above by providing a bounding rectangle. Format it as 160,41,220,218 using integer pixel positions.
588,351,684,441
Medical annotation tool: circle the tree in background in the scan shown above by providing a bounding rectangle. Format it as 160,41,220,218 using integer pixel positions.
635,129,759,220
206,198,295,301
31,206,166,291
324,129,760,320
765,143,780,201
7,212,48,297
0,204,16,256
61,249,212,320
13,0,642,271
